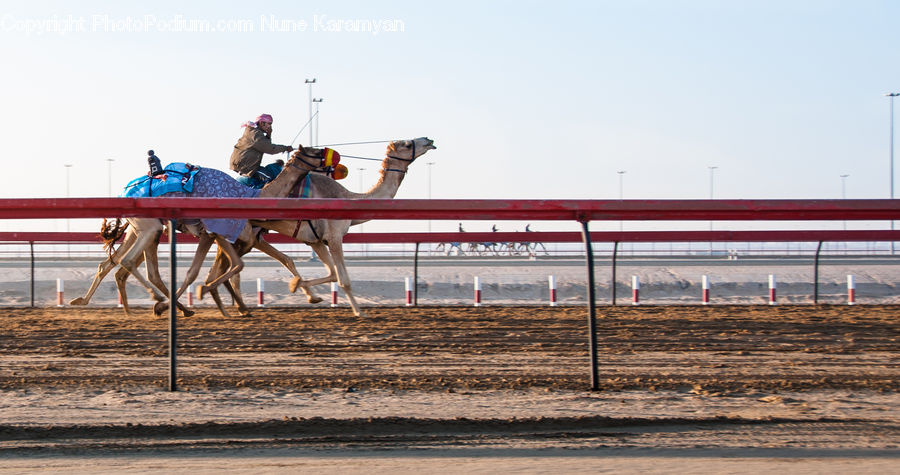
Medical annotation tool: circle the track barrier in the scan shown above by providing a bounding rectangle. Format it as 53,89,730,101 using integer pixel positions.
848,274,856,305
769,274,777,305
405,277,413,306
257,278,265,307
548,275,557,307
702,275,710,305
474,276,482,307
632,275,640,306
56,278,63,307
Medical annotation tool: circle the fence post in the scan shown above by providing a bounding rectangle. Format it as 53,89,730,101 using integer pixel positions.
30,242,35,308
405,277,413,306
631,275,640,306
330,282,338,307
413,242,420,306
702,275,710,305
168,219,178,392
813,240,823,304
580,220,599,392
847,274,856,305
256,278,265,307
768,274,777,305
611,241,619,306
548,275,557,307
473,276,482,307
56,278,64,307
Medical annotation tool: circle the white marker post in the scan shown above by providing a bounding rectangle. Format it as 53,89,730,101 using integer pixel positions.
56,279,64,307
474,276,482,307
405,277,413,306
330,282,338,307
847,275,856,305
117,288,124,308
186,285,194,307
768,274,777,305
548,275,558,307
702,275,710,305
257,278,265,307
632,275,640,306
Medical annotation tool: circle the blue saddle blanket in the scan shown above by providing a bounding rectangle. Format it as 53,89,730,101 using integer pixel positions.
234,162,284,189
121,163,201,198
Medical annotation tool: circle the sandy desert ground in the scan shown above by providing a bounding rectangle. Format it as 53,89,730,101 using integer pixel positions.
0,304,897,473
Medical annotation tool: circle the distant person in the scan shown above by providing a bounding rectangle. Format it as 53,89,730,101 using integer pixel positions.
458,223,465,232
230,114,294,184
492,224,498,232
525,224,532,232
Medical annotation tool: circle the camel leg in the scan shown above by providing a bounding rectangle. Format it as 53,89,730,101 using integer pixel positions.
325,239,365,317
203,245,250,317
154,234,214,316
69,231,138,306
196,236,244,300
253,238,322,304
141,240,195,317
291,242,339,290
118,228,170,305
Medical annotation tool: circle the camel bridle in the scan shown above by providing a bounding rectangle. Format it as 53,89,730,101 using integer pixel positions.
289,149,328,171
385,141,417,174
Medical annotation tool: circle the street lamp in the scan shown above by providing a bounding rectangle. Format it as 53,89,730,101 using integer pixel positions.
106,158,115,197
312,98,323,146
305,78,316,145
886,92,898,254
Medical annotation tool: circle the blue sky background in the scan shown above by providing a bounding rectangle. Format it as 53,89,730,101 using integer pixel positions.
1,0,898,233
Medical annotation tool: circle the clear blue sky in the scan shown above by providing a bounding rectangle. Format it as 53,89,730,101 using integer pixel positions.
1,1,898,233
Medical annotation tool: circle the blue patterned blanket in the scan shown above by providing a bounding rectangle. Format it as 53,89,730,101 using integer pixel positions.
121,163,201,198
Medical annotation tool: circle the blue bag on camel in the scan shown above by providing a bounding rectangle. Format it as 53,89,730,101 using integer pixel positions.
121,162,202,198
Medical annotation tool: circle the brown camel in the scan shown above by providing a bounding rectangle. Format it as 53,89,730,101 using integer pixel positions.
236,137,437,317
70,148,333,315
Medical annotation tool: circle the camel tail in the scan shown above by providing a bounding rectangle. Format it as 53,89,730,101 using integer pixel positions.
99,218,129,259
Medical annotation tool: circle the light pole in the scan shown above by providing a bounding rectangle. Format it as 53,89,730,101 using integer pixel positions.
427,162,435,232
305,78,316,145
106,158,115,197
312,98,323,146
708,166,718,254
887,92,898,254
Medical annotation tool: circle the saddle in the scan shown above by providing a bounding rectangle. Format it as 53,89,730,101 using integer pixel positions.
121,163,201,198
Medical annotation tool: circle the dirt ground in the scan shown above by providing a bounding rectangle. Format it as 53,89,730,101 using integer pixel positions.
1,305,898,471
1,304,897,391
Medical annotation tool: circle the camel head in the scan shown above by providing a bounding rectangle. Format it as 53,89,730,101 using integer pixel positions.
386,137,436,162
287,146,342,171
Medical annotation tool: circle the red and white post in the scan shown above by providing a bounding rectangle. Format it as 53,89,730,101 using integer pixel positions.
631,275,640,306
405,277,413,306
548,275,558,307
847,274,856,305
702,275,710,305
56,278,64,307
474,276,482,307
186,284,194,307
117,288,124,308
330,282,338,307
256,278,265,307
768,274,777,305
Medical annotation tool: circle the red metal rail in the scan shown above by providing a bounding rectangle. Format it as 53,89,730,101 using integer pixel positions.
0,198,898,221
3,230,900,244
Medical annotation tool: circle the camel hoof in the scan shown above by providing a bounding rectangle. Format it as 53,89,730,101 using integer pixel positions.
69,297,87,306
181,307,195,317
153,301,169,316
289,277,302,293
307,295,323,304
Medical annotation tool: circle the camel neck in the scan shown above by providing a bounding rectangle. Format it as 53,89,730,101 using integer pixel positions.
361,158,407,199
259,164,309,198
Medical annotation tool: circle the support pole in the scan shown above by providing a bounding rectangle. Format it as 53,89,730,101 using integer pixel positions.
580,220,599,391
29,241,34,308
813,240,823,305
611,241,619,305
413,242,420,306
168,219,177,392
